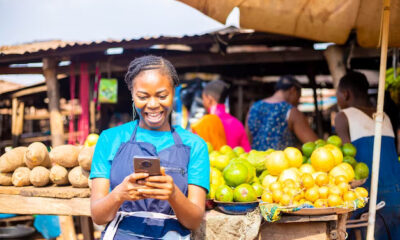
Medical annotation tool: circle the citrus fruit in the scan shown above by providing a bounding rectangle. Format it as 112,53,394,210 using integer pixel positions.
343,191,357,202
302,155,308,164
315,172,329,186
261,191,273,203
262,175,277,189
209,151,221,167
327,135,342,148
310,147,335,172
354,187,369,198
272,189,283,203
294,191,304,202
342,143,357,157
324,144,343,166
278,168,300,184
269,182,282,192
314,139,326,145
233,146,245,155
280,194,292,206
302,142,316,157
206,142,214,154
328,194,343,207
305,187,319,202
343,156,357,168
284,147,303,168
210,167,223,184
266,151,289,176
301,173,315,189
213,155,230,171
329,163,355,182
282,179,296,188
223,162,248,187
252,182,264,197
314,199,328,208
334,175,348,185
329,185,343,197
299,163,315,175
239,153,249,159
85,133,99,146
231,158,256,183
215,185,234,202
337,182,350,194
234,183,257,202
354,162,369,180
318,186,329,199
219,145,233,154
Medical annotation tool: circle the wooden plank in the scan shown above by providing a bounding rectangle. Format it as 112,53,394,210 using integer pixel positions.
80,216,95,240
24,109,82,120
60,215,78,240
0,194,90,216
43,57,64,147
277,214,338,223
0,186,90,199
259,222,329,240
11,85,47,98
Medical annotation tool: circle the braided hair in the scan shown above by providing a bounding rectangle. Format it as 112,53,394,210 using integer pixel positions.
124,55,179,92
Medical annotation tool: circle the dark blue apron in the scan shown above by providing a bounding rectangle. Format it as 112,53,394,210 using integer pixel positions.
102,124,191,240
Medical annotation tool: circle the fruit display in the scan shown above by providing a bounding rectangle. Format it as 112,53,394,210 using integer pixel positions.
207,135,370,213
0,134,98,188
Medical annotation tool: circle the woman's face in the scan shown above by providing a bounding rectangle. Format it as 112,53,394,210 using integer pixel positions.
286,87,301,106
132,69,174,131
336,87,348,110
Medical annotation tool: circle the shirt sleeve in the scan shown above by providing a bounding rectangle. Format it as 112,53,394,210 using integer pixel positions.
89,131,112,179
187,137,210,193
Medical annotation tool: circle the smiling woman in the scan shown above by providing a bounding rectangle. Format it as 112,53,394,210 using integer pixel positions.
89,56,210,240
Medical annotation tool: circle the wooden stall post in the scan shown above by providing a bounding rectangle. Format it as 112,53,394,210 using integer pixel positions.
324,45,346,89
11,98,18,147
42,57,64,147
43,57,76,240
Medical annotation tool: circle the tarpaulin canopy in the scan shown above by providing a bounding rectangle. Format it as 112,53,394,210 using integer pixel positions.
178,0,400,48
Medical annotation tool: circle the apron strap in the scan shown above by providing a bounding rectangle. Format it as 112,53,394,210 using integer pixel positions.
129,123,139,143
171,127,183,145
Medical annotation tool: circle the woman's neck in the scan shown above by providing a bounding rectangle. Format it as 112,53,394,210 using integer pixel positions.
264,91,286,103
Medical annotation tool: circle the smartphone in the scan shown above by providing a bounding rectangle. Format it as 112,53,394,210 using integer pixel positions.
133,156,161,176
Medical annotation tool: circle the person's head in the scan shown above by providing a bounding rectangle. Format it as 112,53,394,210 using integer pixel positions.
202,80,229,111
336,71,369,109
124,55,179,131
275,75,302,106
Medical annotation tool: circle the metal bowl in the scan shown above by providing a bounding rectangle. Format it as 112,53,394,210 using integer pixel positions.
0,225,35,239
214,201,259,215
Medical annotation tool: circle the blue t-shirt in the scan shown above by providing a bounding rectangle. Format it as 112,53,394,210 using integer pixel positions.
90,121,210,193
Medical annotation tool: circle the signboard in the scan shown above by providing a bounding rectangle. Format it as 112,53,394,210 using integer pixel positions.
98,78,118,103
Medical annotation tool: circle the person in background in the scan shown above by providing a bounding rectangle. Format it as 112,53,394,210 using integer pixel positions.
335,71,400,240
191,113,227,151
246,75,318,150
201,80,251,152
90,56,209,239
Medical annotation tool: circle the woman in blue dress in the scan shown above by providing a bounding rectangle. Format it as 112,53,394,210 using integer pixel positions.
335,71,400,240
246,75,318,151
90,56,209,239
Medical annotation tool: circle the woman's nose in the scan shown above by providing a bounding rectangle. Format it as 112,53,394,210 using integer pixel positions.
147,97,159,108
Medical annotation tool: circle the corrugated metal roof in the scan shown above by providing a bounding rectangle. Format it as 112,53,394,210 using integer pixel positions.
0,27,250,56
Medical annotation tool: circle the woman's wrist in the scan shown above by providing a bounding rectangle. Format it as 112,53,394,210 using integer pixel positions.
110,186,125,205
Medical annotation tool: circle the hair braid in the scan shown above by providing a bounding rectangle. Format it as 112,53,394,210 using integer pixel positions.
124,55,179,92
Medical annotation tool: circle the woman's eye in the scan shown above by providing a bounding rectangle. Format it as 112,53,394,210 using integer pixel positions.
137,96,147,100
159,95,168,100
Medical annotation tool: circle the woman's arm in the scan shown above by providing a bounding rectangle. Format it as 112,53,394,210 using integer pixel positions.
90,173,149,225
334,112,351,143
288,107,318,143
139,172,206,230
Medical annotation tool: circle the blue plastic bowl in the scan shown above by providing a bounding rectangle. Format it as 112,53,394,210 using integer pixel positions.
214,201,259,215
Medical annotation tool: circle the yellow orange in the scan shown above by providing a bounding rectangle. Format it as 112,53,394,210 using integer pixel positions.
337,182,350,194
310,147,335,172
315,173,329,186
272,189,283,203
329,185,343,197
261,191,273,203
301,173,315,189
283,179,296,189
299,163,315,175
305,187,319,202
318,186,329,199
355,187,369,199
269,182,282,192
280,193,292,206
335,175,348,185
284,147,303,168
314,199,328,208
324,144,343,166
343,191,357,202
266,151,289,176
328,194,343,207
329,163,355,182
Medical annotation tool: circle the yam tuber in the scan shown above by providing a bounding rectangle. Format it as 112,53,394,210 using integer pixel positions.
0,173,12,186
68,166,89,188
12,167,31,187
78,146,94,171
49,145,80,168
0,147,27,173
49,165,69,185
29,166,50,187
24,142,51,169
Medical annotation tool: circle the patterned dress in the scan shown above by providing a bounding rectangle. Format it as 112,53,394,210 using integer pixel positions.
247,101,297,151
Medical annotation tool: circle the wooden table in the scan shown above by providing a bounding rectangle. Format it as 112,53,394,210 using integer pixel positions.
0,186,92,240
